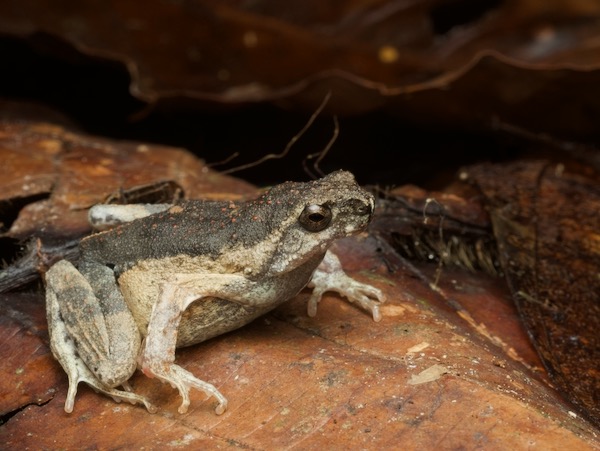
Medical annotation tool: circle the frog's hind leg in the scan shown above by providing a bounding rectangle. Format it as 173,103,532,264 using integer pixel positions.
45,260,155,413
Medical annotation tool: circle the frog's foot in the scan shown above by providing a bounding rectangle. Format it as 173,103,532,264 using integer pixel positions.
63,360,156,413
51,311,156,413
141,362,228,415
46,264,155,413
308,250,386,322
51,323,156,413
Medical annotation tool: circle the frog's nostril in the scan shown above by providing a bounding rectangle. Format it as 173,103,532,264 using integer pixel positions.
358,204,371,215
348,198,372,216
357,199,373,216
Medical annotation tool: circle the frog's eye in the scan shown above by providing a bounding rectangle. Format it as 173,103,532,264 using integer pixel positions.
299,204,332,232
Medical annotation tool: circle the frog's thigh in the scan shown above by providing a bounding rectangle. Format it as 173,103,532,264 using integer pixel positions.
46,260,140,387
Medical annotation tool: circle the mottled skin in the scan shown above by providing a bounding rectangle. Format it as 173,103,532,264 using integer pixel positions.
45,170,385,415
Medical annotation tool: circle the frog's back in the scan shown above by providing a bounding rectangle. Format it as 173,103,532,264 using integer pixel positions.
80,200,242,266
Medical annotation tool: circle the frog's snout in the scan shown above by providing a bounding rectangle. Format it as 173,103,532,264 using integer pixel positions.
361,193,376,221
366,195,375,220
345,195,375,228
357,198,373,216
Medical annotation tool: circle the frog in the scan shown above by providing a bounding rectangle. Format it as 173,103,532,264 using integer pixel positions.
44,170,385,415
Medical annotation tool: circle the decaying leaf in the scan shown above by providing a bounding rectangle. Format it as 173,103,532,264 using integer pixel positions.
370,183,500,276
370,162,600,428
0,120,256,292
1,236,599,448
464,160,600,427
2,0,600,137
0,122,598,446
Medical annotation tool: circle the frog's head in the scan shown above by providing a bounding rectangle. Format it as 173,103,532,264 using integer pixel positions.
257,170,374,274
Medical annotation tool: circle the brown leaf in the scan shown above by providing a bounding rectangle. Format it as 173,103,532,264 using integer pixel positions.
3,0,600,122
0,119,256,292
1,238,598,447
464,160,600,427
0,121,255,239
0,118,598,445
0,293,60,415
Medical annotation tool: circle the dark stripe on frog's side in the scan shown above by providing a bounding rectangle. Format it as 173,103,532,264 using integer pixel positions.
80,189,297,269
79,171,369,272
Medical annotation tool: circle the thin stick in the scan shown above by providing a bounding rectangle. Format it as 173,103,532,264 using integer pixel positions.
220,92,332,175
303,115,339,178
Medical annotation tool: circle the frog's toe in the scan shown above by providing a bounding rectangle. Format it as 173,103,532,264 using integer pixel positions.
355,285,386,321
215,400,227,415
85,375,156,412
359,284,386,303
170,365,228,414
143,362,228,414
346,290,383,321
307,288,325,317
111,391,157,412
64,380,79,413
364,296,383,322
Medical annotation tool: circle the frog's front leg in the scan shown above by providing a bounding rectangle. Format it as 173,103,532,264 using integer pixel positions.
307,250,386,322
140,273,256,415
45,260,155,413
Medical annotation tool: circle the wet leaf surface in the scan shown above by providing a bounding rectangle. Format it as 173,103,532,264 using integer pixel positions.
0,121,255,238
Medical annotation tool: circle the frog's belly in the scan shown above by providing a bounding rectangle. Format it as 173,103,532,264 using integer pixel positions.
176,297,282,347
117,255,322,347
